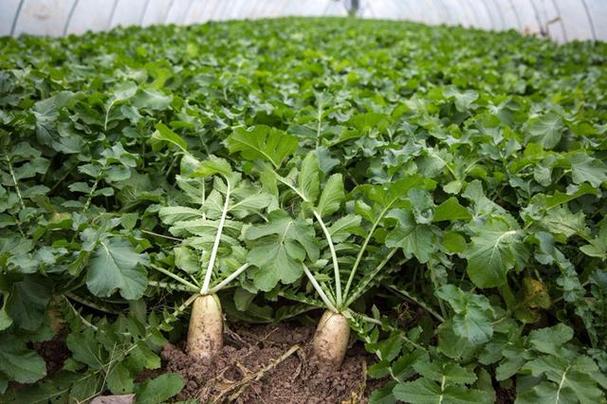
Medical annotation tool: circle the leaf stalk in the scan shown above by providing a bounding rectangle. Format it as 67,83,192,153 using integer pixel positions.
201,179,231,294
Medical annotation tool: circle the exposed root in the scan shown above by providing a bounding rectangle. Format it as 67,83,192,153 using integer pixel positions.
312,310,351,369
187,294,223,362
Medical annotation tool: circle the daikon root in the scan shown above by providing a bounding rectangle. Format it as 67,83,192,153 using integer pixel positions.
312,310,350,368
186,294,223,362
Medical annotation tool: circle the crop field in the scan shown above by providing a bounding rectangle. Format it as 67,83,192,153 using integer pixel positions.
1,17,606,403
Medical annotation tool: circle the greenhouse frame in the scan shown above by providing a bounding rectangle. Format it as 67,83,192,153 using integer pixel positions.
2,0,606,42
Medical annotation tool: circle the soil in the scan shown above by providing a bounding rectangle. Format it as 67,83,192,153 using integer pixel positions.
161,321,379,403
33,331,70,376
495,383,516,404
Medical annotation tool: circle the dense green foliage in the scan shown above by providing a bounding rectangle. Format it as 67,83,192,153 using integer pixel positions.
1,17,606,402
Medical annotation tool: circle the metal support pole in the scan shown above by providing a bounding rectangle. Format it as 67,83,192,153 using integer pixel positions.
139,0,152,25
528,0,545,36
548,0,567,41
107,0,120,30
507,0,523,30
489,0,507,29
479,0,497,30
579,0,597,41
62,0,80,36
462,0,482,28
10,0,26,36
163,0,176,24
349,0,360,17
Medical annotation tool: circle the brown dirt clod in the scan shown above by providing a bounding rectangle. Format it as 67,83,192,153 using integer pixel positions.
33,331,70,376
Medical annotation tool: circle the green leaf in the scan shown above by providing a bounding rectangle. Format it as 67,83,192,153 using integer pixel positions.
462,180,506,217
233,288,256,311
135,373,184,404
109,81,138,103
173,246,200,274
436,285,494,344
130,343,162,370
579,220,606,259
465,219,525,288
408,189,435,224
414,360,477,384
66,329,103,369
107,363,134,394
316,146,339,174
433,197,472,222
226,126,298,168
86,238,148,300
132,89,172,110
328,214,362,242
7,277,51,331
245,210,319,291
538,206,586,240
349,112,391,131
228,189,272,219
0,301,12,331
151,123,188,152
445,86,479,112
393,378,488,404
33,91,74,147
442,231,467,253
537,183,598,210
393,379,443,403
527,324,573,356
386,209,435,263
369,382,397,404
299,152,320,203
570,153,607,188
192,156,234,179
159,206,204,225
443,180,463,195
316,174,344,217
526,112,563,149
0,335,46,383
519,356,605,404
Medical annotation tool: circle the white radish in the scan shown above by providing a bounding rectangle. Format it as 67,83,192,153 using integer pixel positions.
186,294,223,362
312,310,350,368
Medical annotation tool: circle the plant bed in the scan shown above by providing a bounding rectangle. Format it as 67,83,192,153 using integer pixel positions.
161,320,378,403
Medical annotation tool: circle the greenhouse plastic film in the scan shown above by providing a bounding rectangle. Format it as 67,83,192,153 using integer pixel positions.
1,1,606,43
